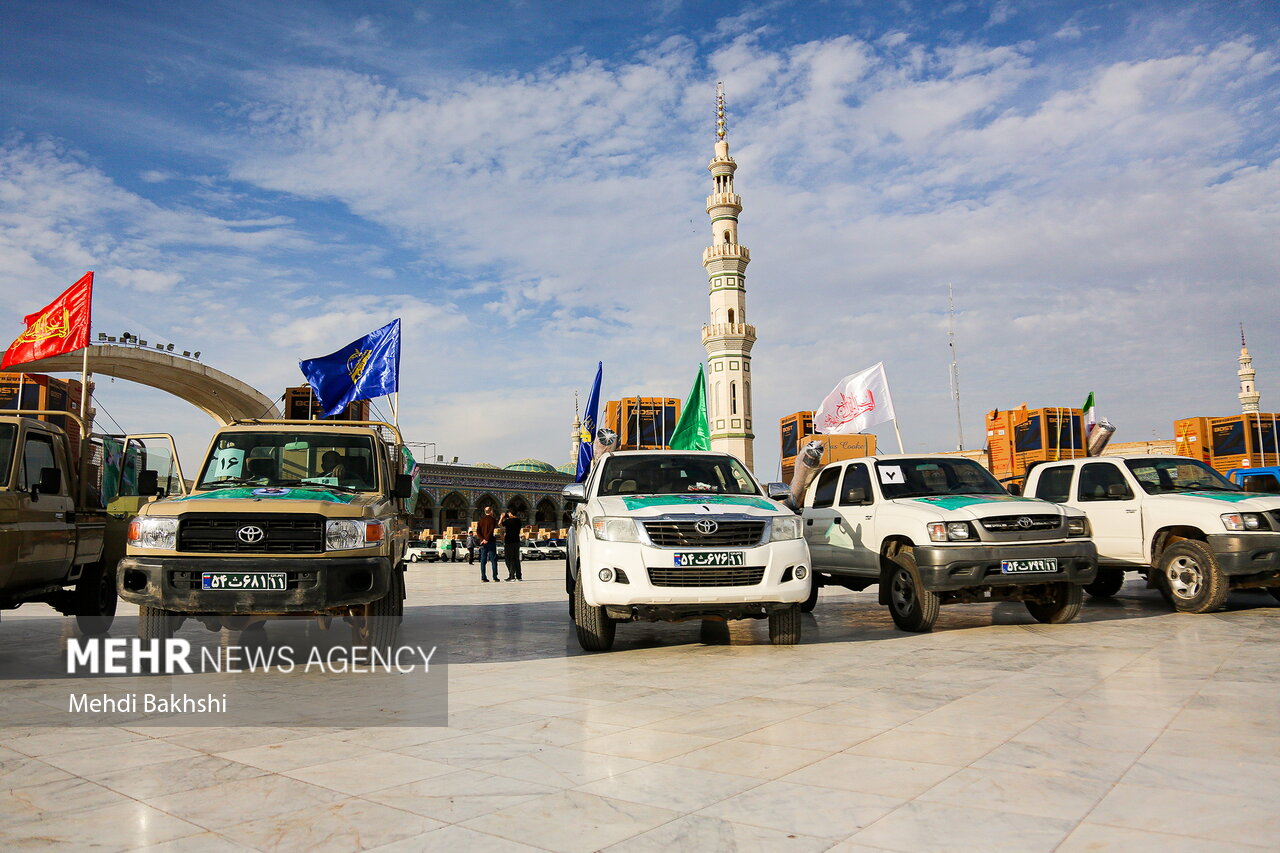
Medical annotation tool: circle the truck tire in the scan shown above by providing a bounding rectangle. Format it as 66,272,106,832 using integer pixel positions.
886,549,939,633
1158,540,1230,613
352,574,403,651
800,578,819,613
768,604,801,645
1083,568,1125,599
139,605,175,641
1025,582,1083,624
74,562,118,636
573,574,615,651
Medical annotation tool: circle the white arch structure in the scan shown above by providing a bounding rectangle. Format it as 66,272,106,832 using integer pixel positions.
5,344,281,425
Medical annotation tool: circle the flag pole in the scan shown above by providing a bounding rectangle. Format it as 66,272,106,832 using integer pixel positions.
892,419,905,454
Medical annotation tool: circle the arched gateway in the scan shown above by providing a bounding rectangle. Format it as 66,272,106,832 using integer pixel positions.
3,344,281,424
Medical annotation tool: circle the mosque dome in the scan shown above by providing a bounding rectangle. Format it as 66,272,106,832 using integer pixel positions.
555,463,576,475
504,459,557,473
472,462,500,469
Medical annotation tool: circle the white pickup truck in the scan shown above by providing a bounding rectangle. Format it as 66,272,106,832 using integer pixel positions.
563,450,810,651
1024,454,1280,612
801,455,1097,632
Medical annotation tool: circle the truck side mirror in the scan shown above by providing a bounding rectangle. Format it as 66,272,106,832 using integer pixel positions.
765,482,791,501
1006,482,1023,496
35,466,61,498
843,487,868,504
393,474,414,499
1106,483,1131,499
562,483,586,503
138,469,161,497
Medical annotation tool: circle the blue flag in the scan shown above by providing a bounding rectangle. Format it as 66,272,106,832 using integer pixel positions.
299,319,401,418
576,362,602,482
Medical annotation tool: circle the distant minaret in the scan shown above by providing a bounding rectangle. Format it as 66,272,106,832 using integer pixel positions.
701,83,757,470
1239,324,1261,414
570,392,583,467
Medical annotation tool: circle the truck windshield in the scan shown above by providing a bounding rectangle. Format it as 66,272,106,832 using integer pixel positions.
1124,458,1239,494
197,432,379,491
597,454,760,496
0,423,14,487
876,458,1007,499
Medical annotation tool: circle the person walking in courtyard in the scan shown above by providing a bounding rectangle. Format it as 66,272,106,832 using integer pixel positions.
466,530,478,564
477,506,500,582
500,510,524,581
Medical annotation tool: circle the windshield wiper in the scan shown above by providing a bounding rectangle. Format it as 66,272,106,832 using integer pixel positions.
197,477,263,489
275,479,362,493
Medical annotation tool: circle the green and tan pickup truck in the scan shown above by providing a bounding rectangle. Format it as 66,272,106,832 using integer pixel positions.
0,410,181,634
117,419,417,647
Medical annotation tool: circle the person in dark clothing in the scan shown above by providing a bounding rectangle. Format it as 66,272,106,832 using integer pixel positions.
476,506,500,582
500,511,524,581
466,531,477,564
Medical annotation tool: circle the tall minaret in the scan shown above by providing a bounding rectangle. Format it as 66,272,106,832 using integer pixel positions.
1239,324,1261,413
570,392,583,467
701,83,757,470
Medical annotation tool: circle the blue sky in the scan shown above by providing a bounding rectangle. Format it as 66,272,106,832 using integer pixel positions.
2,0,1278,475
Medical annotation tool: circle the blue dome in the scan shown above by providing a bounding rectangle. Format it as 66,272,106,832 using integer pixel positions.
504,458,557,473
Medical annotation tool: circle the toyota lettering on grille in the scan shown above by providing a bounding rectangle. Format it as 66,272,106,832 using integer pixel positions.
694,519,719,536
237,525,266,544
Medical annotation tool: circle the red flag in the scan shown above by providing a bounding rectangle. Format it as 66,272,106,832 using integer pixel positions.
2,272,94,370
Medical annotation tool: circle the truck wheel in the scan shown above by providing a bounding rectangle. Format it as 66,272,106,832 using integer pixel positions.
352,574,403,650
139,605,175,641
800,578,819,613
573,574,615,651
886,550,939,633
768,604,801,645
74,562,118,636
1083,568,1125,599
1025,582,1083,624
1158,540,1229,613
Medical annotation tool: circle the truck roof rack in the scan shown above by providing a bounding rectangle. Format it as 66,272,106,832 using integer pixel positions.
228,418,404,445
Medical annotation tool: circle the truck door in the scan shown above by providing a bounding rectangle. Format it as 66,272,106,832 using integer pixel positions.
14,429,75,586
832,462,878,574
1073,461,1144,564
803,465,843,570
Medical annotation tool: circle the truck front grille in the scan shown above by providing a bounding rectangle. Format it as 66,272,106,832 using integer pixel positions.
646,566,766,587
642,520,766,547
177,514,325,554
979,514,1062,533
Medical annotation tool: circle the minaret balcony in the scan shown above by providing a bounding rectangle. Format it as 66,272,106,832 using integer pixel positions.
702,244,750,264
701,322,758,350
705,192,742,213
708,156,737,171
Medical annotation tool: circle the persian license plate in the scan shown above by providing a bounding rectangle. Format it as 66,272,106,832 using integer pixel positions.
674,552,745,568
1000,558,1058,574
201,572,287,590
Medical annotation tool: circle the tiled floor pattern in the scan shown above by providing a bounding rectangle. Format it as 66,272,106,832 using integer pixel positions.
2,561,1278,851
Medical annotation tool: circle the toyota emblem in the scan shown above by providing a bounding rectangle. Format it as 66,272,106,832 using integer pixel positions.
237,525,266,543
694,519,719,536
1016,516,1033,529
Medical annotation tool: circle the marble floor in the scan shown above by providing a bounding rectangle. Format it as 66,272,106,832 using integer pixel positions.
2,560,1279,851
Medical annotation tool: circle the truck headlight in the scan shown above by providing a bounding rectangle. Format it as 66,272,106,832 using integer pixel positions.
326,519,384,550
927,521,975,542
1067,516,1090,536
1222,512,1268,532
769,516,802,541
127,517,178,550
591,517,640,543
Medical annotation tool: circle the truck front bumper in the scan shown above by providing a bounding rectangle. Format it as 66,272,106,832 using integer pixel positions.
581,537,811,610
912,540,1097,592
1207,534,1280,580
117,555,392,614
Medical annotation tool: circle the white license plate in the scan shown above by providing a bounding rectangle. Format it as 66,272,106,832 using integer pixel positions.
674,552,745,567
201,572,288,590
1001,558,1058,574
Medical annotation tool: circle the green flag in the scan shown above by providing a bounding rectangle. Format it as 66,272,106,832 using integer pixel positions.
669,364,711,451
1082,391,1097,439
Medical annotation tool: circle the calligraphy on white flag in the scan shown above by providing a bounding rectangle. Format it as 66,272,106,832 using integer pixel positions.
815,362,896,435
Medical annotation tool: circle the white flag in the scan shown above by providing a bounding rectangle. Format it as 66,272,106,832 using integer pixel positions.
815,362,896,435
